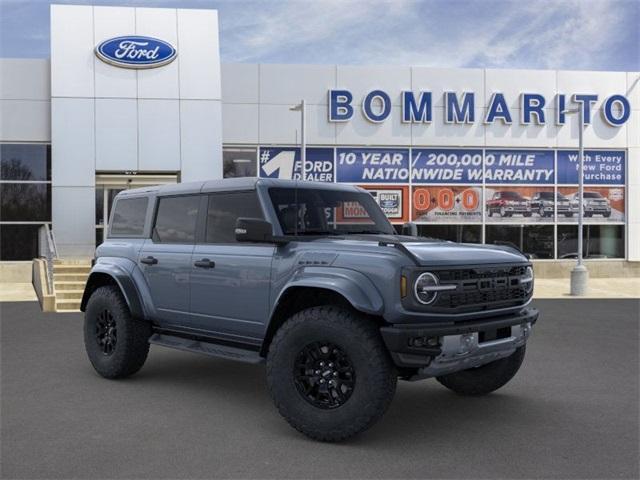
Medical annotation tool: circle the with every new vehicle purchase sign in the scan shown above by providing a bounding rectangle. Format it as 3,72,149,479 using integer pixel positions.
82,178,538,441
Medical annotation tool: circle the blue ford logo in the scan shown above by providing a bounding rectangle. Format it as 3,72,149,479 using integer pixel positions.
95,36,177,69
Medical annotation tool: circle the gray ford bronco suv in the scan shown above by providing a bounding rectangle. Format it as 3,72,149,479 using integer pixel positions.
82,178,538,441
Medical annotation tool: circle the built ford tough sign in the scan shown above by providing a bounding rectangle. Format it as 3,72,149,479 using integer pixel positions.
81,178,538,442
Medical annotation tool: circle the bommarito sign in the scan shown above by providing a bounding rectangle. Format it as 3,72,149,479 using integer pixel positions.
328,90,631,127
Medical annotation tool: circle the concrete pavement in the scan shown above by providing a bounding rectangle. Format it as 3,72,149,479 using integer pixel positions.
1,299,638,479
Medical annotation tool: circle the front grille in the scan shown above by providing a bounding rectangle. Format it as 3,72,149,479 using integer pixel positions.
430,265,530,312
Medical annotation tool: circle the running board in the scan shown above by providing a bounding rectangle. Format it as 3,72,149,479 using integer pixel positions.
149,333,264,364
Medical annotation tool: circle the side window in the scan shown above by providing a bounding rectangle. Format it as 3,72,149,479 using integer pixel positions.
205,191,263,244
110,197,148,237
153,195,200,244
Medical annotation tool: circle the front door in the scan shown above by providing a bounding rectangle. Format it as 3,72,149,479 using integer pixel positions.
138,194,200,325
189,191,274,342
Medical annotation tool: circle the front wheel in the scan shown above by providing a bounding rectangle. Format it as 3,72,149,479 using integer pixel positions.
266,306,397,442
436,346,526,396
84,285,151,379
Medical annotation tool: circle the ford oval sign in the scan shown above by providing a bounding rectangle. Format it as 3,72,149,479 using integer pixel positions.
95,36,177,69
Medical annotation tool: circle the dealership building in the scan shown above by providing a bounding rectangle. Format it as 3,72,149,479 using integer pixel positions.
1,4,639,279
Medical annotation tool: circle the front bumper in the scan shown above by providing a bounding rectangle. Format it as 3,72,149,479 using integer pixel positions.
380,307,538,376
585,206,611,214
504,205,530,213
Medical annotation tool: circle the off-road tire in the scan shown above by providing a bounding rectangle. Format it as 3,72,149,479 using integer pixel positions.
266,306,397,442
436,345,526,396
84,285,151,379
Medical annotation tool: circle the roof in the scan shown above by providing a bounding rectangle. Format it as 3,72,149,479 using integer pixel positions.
117,178,363,197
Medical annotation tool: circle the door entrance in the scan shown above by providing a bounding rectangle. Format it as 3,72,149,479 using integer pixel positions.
95,173,177,246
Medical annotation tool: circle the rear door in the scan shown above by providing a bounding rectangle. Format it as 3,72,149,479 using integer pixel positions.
138,194,200,325
189,191,275,341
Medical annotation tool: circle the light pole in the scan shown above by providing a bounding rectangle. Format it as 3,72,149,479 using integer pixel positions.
564,104,588,295
289,100,306,180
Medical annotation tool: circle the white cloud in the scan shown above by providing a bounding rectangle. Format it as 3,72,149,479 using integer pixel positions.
218,0,637,71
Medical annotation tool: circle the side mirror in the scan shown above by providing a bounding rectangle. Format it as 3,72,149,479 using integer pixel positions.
235,217,275,243
401,222,418,236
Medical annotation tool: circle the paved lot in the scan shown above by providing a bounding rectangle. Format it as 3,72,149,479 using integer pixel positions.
1,300,638,479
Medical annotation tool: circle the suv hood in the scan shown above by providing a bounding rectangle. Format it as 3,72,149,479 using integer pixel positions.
315,235,528,267
402,241,527,266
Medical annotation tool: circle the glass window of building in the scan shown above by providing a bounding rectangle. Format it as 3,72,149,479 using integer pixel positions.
1,144,51,181
223,148,257,178
0,144,52,260
486,225,554,259
557,225,624,259
418,225,482,243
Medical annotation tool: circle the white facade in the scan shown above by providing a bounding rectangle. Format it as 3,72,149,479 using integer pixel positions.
49,4,222,257
0,4,638,263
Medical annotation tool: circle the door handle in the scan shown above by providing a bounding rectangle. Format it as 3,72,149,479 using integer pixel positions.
140,256,158,265
194,258,215,269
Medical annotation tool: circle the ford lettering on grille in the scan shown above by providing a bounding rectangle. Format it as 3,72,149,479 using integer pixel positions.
95,36,177,69
430,265,531,312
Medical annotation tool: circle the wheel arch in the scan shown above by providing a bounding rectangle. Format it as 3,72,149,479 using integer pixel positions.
81,266,145,319
260,270,385,356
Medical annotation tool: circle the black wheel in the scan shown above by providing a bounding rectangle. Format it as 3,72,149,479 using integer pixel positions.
603,211,611,218
84,285,151,379
436,346,526,396
266,306,397,442
487,207,493,217
523,212,532,217
565,212,573,217
538,206,545,217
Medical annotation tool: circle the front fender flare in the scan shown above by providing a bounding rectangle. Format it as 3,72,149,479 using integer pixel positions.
81,262,145,319
272,266,384,317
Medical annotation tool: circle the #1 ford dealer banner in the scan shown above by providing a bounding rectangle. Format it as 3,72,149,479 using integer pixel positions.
259,147,334,182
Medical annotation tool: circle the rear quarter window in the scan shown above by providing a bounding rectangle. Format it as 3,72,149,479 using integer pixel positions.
110,197,148,237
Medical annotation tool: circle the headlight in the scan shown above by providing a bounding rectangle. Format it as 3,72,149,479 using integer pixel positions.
521,266,534,292
414,272,456,305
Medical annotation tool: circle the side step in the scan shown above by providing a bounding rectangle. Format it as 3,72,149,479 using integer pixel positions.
148,333,264,364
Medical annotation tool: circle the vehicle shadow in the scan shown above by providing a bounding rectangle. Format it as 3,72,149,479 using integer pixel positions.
129,350,558,447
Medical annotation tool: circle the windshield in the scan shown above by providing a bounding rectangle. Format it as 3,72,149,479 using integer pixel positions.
537,192,554,200
583,192,603,198
268,187,395,236
500,191,525,200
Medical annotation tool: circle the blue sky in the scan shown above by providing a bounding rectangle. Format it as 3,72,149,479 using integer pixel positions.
0,0,638,70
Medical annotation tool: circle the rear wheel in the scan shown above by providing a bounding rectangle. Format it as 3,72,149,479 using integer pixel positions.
84,285,151,379
266,306,397,442
436,346,526,396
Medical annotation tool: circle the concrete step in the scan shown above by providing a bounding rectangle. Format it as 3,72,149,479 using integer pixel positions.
53,258,92,266
56,290,84,300
53,265,91,274
55,299,81,311
53,273,89,283
54,281,87,291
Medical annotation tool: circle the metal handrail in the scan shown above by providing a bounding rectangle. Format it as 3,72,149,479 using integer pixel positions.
38,224,58,293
